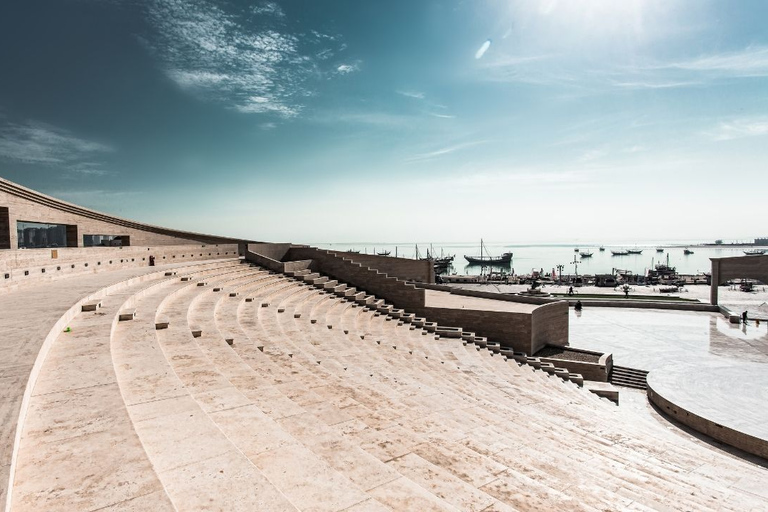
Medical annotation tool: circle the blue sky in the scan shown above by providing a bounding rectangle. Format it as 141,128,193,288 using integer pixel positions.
1,0,767,243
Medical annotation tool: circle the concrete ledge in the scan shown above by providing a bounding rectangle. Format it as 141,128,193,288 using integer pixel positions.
526,357,542,369
81,300,101,312
435,325,463,338
155,316,170,330
118,308,136,321
589,388,619,405
647,372,768,460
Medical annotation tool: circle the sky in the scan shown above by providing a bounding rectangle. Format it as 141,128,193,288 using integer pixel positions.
1,0,767,244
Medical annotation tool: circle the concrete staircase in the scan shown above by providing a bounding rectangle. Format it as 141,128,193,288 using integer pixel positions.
610,365,649,389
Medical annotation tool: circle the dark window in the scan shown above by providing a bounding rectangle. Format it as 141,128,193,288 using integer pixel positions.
17,221,74,249
83,234,130,247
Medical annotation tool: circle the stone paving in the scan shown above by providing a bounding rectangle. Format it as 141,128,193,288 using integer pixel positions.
570,307,768,454
3,264,768,510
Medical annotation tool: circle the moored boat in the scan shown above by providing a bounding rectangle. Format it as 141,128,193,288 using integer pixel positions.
744,249,766,256
611,250,629,256
464,239,513,265
627,249,643,254
599,246,605,252
656,247,664,253
683,248,694,255
579,251,593,258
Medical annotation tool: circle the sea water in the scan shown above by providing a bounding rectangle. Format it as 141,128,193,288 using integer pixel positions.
315,241,754,276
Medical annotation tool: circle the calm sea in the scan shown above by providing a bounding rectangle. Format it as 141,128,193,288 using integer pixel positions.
315,241,755,276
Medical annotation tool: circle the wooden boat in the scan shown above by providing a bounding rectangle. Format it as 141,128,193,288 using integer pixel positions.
656,247,664,253
574,248,579,252
683,248,694,255
376,250,391,256
627,249,643,255
744,249,766,256
579,252,593,258
599,246,605,252
611,250,629,256
464,239,513,265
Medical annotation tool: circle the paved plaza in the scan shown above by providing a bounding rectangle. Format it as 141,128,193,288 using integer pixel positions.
570,307,768,455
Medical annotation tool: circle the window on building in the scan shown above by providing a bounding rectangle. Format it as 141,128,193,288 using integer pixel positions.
83,234,130,247
17,221,75,249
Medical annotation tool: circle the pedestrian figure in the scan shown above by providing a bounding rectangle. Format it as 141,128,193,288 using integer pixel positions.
149,255,155,267
623,285,630,298
568,286,574,296
574,300,583,311
742,310,748,324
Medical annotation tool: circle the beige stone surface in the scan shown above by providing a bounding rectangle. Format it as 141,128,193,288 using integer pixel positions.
4,261,768,511
425,289,538,313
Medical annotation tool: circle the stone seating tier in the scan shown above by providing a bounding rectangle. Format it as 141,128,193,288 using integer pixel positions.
4,262,767,511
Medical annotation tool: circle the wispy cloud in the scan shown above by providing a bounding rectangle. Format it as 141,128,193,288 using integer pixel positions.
428,113,455,119
578,148,608,162
145,0,348,117
708,118,768,141
662,46,768,77
406,140,488,162
610,79,701,89
336,63,358,75
0,120,114,176
310,110,413,128
251,2,284,18
397,90,425,100
426,167,596,192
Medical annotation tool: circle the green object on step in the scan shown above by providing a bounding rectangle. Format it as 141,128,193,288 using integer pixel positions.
64,327,71,332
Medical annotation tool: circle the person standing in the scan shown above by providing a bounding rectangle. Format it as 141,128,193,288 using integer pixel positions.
742,310,748,324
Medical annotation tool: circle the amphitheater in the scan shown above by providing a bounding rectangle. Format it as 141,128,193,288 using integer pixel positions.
1,176,767,511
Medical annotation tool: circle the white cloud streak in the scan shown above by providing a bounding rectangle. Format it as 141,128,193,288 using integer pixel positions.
0,120,114,176
397,90,425,100
336,63,358,74
708,118,768,141
662,46,768,77
146,0,348,117
406,140,488,162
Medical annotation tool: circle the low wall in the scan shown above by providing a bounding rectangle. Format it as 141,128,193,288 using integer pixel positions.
283,259,313,273
536,349,612,382
647,375,768,460
572,299,719,312
247,243,295,262
286,247,426,311
245,250,283,272
418,306,534,353
328,251,434,283
0,244,240,294
530,301,569,353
